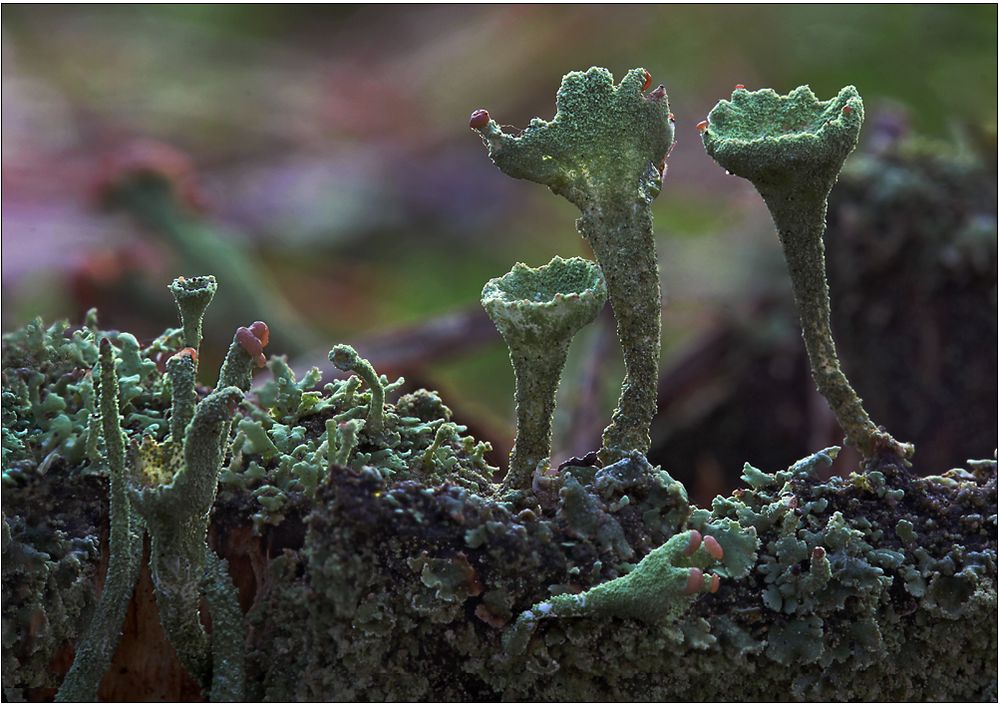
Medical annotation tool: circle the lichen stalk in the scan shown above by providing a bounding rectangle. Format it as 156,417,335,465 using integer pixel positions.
507,343,572,489
167,350,197,442
329,344,385,435
471,67,674,465
56,339,143,702
578,207,661,461
701,85,913,461
130,386,244,688
218,321,269,392
203,550,246,702
481,257,606,491
760,191,908,460
215,321,267,464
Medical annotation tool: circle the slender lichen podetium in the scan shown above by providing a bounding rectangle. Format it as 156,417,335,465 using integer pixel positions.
167,349,197,443
471,67,675,464
55,339,144,702
219,320,270,390
329,344,385,435
701,85,913,461
168,275,217,354
129,385,245,689
481,256,607,491
203,550,245,701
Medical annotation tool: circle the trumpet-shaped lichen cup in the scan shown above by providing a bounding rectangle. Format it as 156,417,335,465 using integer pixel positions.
472,66,674,464
481,255,607,491
702,85,912,461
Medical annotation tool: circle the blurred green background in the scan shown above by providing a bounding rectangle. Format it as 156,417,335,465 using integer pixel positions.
2,5,997,486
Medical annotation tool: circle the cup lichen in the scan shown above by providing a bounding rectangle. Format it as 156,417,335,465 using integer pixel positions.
168,275,218,354
701,85,913,461
1,67,995,704
482,255,607,490
472,66,674,464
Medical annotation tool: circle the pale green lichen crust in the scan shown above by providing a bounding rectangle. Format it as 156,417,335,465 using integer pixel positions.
245,443,995,701
1,303,996,701
482,256,607,490
701,85,912,461
473,66,674,464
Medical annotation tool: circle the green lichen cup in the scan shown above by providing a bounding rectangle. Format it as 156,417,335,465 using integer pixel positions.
701,85,912,461
482,256,607,491
472,67,675,464
168,275,218,353
702,85,864,195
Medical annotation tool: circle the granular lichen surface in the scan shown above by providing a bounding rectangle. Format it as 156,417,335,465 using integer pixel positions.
1,66,996,702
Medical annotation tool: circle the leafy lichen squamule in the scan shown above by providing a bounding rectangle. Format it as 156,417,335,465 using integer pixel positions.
701,85,913,461
472,66,675,464
329,344,385,436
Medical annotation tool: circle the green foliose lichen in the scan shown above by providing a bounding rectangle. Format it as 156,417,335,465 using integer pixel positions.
3,286,996,702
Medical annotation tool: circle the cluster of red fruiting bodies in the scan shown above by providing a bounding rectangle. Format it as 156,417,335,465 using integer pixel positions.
684,529,725,595
236,321,270,368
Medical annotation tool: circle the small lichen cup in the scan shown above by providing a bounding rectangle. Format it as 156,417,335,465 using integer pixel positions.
702,85,912,461
472,67,675,464
168,275,217,353
482,256,607,491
